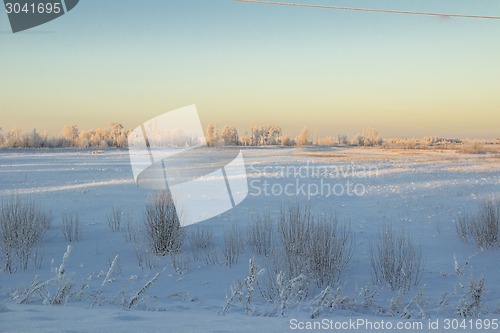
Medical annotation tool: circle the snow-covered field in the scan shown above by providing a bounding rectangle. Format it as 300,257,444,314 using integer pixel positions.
0,147,499,333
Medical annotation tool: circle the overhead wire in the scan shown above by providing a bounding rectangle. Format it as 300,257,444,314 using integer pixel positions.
234,0,500,20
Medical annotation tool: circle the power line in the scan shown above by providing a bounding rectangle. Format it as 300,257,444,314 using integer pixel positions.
234,0,500,20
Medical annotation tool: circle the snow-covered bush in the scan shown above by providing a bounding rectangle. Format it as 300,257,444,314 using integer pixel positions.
310,286,352,318
144,192,185,256
247,212,275,257
62,215,80,242
456,276,485,317
221,258,265,315
11,245,74,305
456,198,499,248
452,255,486,318
370,225,423,292
0,197,51,273
125,269,163,309
275,273,308,316
92,255,120,308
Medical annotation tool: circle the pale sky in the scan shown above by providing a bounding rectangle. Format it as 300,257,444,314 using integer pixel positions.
0,0,499,139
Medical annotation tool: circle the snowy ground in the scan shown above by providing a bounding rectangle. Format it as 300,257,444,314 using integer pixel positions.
0,147,499,332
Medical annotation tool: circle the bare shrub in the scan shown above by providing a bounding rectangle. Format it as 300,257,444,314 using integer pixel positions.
144,192,185,256
278,204,353,288
203,247,220,266
259,205,354,300
247,212,275,257
188,226,214,251
62,215,80,242
188,226,215,263
456,198,499,248
278,204,313,258
456,276,485,317
133,245,156,270
222,224,244,267
123,214,140,244
0,197,51,273
453,256,485,317
458,141,486,154
307,216,354,287
171,252,190,274
370,225,423,292
106,207,122,232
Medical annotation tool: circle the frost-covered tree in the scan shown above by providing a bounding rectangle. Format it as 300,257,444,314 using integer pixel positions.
109,123,128,148
28,129,45,148
337,134,349,146
77,130,90,148
265,125,282,145
61,124,79,146
351,128,383,146
91,128,109,147
295,127,309,146
221,125,239,146
206,124,219,147
5,127,23,148
281,135,293,146
249,125,282,146
362,128,383,146
317,136,335,146
239,133,252,146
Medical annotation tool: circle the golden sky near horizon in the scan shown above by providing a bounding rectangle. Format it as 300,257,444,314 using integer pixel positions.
0,1,499,139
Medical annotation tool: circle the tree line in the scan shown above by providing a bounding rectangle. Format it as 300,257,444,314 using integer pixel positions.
0,123,476,149
0,123,128,148
0,122,385,148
